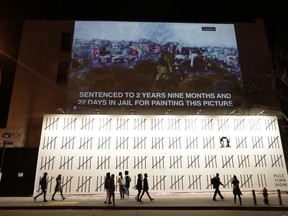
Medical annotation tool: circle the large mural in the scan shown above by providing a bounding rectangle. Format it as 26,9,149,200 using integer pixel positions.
34,114,288,195
67,21,244,112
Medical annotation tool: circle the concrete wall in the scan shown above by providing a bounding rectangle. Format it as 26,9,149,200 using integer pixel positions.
0,20,74,147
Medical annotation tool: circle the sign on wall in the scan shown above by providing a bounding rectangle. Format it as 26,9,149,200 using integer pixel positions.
68,21,244,112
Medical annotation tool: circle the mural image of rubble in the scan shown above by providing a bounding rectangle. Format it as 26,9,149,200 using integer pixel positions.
68,22,245,109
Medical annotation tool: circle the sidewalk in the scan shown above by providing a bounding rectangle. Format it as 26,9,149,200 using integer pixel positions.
0,192,288,211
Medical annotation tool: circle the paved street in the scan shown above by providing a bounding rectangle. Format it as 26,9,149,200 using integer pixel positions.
0,209,287,216
0,192,288,215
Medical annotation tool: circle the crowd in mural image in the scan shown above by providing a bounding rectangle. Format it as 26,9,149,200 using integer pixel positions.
70,39,242,93
34,171,251,206
72,39,240,76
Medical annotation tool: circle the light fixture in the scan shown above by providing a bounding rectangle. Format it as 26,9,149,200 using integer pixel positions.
196,110,202,115
56,108,65,114
256,110,265,116
130,109,135,115
228,110,236,115
165,109,173,115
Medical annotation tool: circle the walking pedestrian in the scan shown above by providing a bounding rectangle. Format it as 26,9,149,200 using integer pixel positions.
139,173,154,202
51,174,66,200
211,173,225,201
136,173,143,201
34,172,48,202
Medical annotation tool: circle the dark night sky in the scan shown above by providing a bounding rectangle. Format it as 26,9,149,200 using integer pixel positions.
0,1,287,44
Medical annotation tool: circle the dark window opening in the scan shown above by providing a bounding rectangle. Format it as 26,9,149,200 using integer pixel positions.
57,62,68,83
60,33,71,52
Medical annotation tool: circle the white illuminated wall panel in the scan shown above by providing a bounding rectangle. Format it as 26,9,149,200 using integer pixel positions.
34,114,288,195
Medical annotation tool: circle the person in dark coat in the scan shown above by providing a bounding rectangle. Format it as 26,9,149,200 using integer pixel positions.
34,172,48,202
51,174,65,200
212,173,225,201
231,175,242,205
104,172,110,204
108,174,116,206
136,173,143,201
139,173,154,202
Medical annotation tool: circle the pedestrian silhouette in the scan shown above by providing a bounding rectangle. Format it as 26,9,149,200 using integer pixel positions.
108,174,116,206
118,172,125,199
124,170,131,198
51,174,66,200
139,173,154,202
211,173,225,201
104,172,110,204
34,172,48,202
231,175,242,205
136,173,143,201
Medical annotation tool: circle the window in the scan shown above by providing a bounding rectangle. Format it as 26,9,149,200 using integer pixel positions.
60,33,71,52
57,62,68,83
